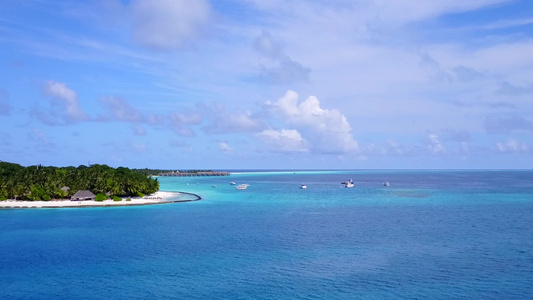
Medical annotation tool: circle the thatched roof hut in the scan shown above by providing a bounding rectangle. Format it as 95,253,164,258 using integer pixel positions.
70,190,96,201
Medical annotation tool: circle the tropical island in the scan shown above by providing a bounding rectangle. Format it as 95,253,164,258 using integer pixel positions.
0,161,161,200
0,161,205,208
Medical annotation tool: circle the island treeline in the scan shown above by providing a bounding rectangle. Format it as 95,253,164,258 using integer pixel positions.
0,162,159,201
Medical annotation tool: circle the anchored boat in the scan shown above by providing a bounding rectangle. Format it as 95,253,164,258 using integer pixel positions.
342,179,354,188
236,184,249,190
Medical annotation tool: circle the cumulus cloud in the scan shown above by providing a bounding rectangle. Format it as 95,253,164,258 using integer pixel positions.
129,0,211,51
265,90,358,154
41,81,89,122
0,88,11,116
219,142,233,153
254,31,311,84
425,133,446,154
496,138,529,153
258,129,308,153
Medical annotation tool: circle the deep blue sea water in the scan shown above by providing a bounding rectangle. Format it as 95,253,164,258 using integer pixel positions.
1,170,532,299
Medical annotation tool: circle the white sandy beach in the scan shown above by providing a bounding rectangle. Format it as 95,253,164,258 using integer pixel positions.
0,191,183,209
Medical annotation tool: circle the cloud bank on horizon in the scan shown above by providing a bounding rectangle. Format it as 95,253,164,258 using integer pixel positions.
0,0,532,169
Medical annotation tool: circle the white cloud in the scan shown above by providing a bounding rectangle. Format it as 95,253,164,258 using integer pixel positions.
42,81,88,122
265,90,358,154
258,129,308,153
496,138,529,153
129,0,211,51
219,142,233,153
426,133,446,154
4,0,533,168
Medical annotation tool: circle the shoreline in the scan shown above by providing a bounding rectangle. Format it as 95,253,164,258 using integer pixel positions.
0,191,201,209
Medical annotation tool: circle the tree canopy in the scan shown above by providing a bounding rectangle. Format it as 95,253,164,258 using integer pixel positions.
0,162,159,201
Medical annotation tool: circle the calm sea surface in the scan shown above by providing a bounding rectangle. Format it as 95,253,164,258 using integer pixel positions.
1,170,532,299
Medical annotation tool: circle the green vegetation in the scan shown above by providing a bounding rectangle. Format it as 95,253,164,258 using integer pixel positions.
132,168,172,177
0,162,159,201
95,193,107,202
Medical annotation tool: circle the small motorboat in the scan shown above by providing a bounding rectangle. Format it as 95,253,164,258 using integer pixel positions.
344,181,354,188
230,182,236,185
383,181,390,187
236,184,249,190
342,179,354,188
300,184,307,189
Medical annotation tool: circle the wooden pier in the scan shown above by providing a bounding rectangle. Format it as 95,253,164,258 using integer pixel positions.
159,171,230,177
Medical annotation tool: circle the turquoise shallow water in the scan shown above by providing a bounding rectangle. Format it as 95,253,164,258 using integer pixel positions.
1,170,532,299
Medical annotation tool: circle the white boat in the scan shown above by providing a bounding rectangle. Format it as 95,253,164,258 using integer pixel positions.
236,184,249,190
342,179,354,188
383,181,390,187
300,184,307,189
230,182,236,185
344,182,354,188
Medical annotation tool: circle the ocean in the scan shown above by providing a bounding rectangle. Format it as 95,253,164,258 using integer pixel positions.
1,170,532,299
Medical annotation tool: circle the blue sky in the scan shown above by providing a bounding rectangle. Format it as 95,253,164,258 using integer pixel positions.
1,0,532,169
